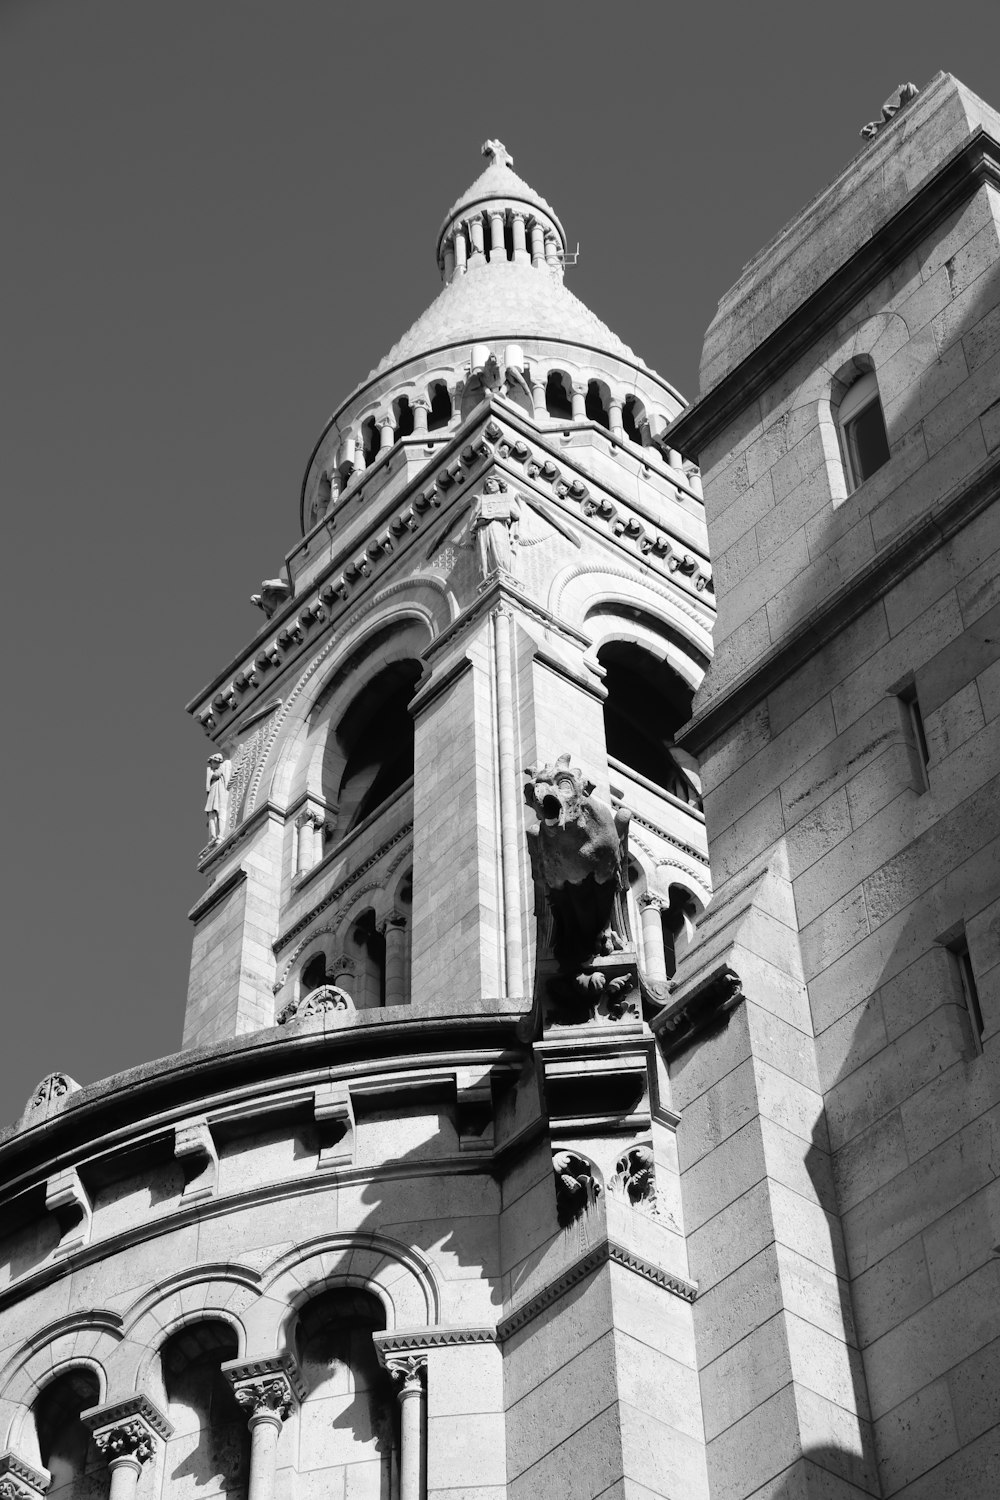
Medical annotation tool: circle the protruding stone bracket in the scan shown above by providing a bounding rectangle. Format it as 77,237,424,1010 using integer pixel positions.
610,1142,657,1209
455,1067,494,1154
45,1166,91,1256
174,1117,218,1201
651,964,744,1060
314,1082,355,1168
83,1396,172,1485
552,1150,602,1227
222,1352,306,1415
0,1451,50,1500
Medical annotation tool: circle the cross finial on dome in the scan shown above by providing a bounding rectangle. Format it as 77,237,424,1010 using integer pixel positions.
481,138,513,168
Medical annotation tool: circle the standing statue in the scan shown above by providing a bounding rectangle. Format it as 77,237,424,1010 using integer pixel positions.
524,754,630,971
205,753,231,844
472,482,521,579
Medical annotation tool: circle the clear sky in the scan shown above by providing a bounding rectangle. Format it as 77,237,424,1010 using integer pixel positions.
3,0,999,1112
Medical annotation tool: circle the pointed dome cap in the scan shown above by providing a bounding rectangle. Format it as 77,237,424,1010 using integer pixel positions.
436,139,565,270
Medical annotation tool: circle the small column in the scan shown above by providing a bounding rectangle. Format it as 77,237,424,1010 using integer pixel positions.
666,446,683,470
530,374,547,421
468,215,485,259
226,1365,299,1500
489,210,506,260
387,1354,427,1500
529,221,545,266
608,397,624,438
544,232,560,269
411,397,430,436
86,1399,172,1500
571,383,587,420
443,238,455,281
378,415,395,451
381,914,409,1006
454,228,468,275
639,894,668,983
510,212,529,264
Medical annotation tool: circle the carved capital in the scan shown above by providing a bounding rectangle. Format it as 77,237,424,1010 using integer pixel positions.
93,1422,154,1465
83,1397,171,1465
378,912,408,936
385,1352,427,1396
234,1376,294,1425
637,892,665,912
0,1455,49,1500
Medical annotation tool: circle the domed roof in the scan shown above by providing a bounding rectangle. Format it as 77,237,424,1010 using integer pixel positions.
367,255,641,381
438,140,564,251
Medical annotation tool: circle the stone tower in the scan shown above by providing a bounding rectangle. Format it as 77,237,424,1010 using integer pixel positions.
0,144,716,1498
667,74,1000,1499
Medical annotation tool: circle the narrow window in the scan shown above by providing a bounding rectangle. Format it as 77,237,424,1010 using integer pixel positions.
948,930,985,1052
898,680,929,790
839,371,890,489
427,380,452,430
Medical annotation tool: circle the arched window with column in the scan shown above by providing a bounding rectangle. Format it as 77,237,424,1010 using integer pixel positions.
157,1320,249,1494
837,367,890,491
27,1369,102,1500
294,1289,398,1497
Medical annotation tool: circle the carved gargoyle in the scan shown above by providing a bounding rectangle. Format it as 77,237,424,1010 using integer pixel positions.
524,754,630,972
250,578,292,619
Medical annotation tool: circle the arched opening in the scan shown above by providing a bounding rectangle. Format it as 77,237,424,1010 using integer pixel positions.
623,395,649,445
545,370,573,420
427,381,452,430
838,368,889,490
295,1288,397,1495
31,1369,101,1499
160,1320,249,1494
302,952,330,994
361,416,379,468
333,658,422,837
585,379,611,429
661,884,699,977
392,395,414,441
316,471,333,519
346,908,386,1009
598,640,700,806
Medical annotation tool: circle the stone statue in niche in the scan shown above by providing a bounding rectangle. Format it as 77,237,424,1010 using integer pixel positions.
552,1150,601,1227
524,755,631,968
205,753,231,845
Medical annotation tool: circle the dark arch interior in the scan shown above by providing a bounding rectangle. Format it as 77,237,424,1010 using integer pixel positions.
161,1320,248,1491
303,953,329,992
361,416,379,466
294,1288,397,1461
598,641,699,804
392,395,414,440
623,395,647,444
336,658,422,834
545,370,573,420
585,380,610,428
427,381,452,430
34,1368,101,1491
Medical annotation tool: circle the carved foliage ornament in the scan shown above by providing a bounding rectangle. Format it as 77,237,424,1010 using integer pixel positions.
27,1072,79,1111
277,984,353,1025
234,1376,294,1422
385,1353,427,1394
93,1421,154,1464
553,1150,601,1227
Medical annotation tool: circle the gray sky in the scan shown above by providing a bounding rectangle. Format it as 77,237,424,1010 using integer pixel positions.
3,0,998,1110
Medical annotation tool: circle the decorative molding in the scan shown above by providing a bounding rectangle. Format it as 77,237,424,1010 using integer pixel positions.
23,1073,80,1121
83,1395,173,1457
668,127,1000,458
273,825,413,955
373,1327,496,1361
611,799,710,867
187,864,248,925
0,1454,49,1500
277,985,353,1026
651,964,744,1059
497,1235,696,1341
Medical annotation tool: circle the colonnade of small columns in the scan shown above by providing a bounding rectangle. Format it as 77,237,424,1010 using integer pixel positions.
8,1350,429,1500
312,364,701,521
438,205,563,281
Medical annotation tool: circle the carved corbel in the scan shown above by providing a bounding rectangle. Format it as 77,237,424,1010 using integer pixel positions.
197,709,216,733
255,643,282,670
0,1452,49,1500
174,1118,218,1201
610,1143,656,1207
314,1081,355,1167
223,1353,304,1426
234,666,258,692
45,1166,91,1254
83,1395,172,1470
455,1067,494,1154
277,621,304,648
552,1151,601,1227
320,577,350,604
413,484,440,512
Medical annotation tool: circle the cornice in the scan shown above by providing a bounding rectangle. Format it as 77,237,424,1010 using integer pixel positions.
373,1326,496,1361
496,1236,697,1341
668,128,1000,458
677,443,1000,756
